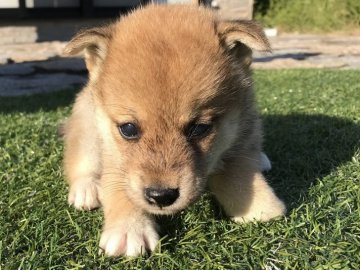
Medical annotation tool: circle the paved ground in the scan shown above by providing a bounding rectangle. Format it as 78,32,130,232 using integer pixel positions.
0,23,359,96
254,34,360,69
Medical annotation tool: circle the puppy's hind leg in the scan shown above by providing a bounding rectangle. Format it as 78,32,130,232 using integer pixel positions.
63,89,101,210
209,153,285,223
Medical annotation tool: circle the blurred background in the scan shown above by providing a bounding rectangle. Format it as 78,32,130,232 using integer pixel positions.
254,0,360,33
0,0,359,96
1,0,358,31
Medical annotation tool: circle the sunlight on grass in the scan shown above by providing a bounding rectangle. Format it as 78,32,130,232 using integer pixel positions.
1,70,359,269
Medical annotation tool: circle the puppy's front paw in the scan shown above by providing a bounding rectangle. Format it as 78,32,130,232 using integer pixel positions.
100,217,159,256
68,179,101,210
232,198,286,223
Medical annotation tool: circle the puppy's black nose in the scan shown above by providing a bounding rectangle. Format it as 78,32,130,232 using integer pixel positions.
144,187,179,207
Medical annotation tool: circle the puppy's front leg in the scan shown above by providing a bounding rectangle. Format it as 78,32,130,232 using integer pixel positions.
209,153,286,223
100,181,159,256
64,89,101,210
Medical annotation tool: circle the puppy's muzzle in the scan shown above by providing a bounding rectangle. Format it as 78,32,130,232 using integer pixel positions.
144,187,179,207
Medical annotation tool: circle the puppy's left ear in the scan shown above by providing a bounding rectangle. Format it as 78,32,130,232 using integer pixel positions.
63,25,113,74
217,21,270,66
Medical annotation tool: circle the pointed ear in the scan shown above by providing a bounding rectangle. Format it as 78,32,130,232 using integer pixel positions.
63,25,113,73
217,20,271,66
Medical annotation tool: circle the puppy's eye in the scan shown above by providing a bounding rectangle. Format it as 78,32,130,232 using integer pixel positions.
186,123,212,140
118,123,140,140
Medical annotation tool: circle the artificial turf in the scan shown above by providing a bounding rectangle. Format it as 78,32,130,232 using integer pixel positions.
0,70,359,269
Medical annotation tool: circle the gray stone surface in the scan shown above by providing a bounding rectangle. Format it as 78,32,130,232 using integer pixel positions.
0,21,359,96
0,58,86,76
0,57,9,64
0,19,110,44
34,58,86,72
0,73,87,96
0,26,37,45
0,41,66,63
0,57,87,96
252,34,360,69
0,63,35,76
214,0,254,20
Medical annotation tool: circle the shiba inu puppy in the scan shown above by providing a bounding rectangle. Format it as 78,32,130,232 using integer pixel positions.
62,4,285,256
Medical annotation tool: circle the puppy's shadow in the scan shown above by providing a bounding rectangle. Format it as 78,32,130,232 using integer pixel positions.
155,194,220,252
158,113,359,245
262,113,360,210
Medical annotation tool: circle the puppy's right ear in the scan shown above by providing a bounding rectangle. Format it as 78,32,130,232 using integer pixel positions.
217,20,271,66
64,25,113,73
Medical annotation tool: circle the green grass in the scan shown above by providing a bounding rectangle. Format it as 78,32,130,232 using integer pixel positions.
254,0,360,32
1,70,359,269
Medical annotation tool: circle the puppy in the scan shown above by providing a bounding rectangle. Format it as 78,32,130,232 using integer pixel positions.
62,4,285,257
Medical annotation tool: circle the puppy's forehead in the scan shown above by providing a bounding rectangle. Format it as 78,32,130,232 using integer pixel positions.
99,5,228,121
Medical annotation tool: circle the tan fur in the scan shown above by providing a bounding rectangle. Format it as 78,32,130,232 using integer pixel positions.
63,4,285,257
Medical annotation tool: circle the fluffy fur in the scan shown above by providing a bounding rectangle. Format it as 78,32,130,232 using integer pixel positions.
62,4,285,257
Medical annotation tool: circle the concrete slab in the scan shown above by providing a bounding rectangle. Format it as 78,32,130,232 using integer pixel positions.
0,26,37,45
0,63,35,76
0,41,66,63
34,58,86,72
0,19,359,96
0,73,87,96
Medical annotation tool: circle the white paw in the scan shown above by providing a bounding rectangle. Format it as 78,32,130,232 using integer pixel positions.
232,199,286,223
260,152,272,171
99,217,159,257
68,180,101,210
